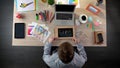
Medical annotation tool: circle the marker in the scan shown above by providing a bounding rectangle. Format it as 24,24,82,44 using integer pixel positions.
39,13,42,20
36,13,39,20
20,2,33,8
92,23,95,31
40,12,45,21
89,23,92,29
40,12,44,21
42,11,47,21
86,24,89,28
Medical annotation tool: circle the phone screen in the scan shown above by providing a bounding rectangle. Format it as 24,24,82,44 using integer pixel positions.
97,33,103,43
15,23,25,38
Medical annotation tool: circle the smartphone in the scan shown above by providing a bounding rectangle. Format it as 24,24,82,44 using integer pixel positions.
97,33,103,43
15,23,25,38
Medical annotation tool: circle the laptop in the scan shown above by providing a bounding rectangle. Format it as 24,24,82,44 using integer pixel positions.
55,4,76,25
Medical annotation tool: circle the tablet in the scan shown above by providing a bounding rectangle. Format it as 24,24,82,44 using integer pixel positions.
15,23,25,38
55,26,75,39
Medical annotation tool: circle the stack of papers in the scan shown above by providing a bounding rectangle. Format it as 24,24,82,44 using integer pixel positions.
16,0,36,11
27,22,51,43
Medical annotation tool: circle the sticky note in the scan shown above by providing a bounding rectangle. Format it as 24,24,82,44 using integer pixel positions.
94,22,100,26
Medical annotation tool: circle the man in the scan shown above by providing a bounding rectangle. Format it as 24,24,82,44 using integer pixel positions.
43,37,87,68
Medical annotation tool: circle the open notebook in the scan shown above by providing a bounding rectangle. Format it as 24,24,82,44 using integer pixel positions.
16,0,36,11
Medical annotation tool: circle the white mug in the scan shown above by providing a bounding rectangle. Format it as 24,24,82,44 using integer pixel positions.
79,14,88,24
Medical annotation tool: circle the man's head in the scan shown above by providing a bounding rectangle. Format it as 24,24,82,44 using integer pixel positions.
58,42,74,64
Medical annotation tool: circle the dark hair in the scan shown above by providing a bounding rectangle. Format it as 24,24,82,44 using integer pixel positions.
58,42,74,64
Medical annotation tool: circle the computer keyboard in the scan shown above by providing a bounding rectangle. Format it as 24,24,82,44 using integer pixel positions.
56,13,72,20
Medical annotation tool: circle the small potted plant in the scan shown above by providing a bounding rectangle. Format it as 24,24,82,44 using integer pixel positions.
48,0,55,5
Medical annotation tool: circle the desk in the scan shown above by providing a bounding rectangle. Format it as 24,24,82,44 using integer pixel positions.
12,0,106,46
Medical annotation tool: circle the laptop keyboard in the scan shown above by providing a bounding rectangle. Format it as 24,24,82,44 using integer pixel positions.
56,13,72,20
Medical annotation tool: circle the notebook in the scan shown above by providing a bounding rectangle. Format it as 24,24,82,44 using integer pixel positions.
16,0,36,11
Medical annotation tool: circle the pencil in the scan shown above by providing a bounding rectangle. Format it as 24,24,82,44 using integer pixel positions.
50,13,55,23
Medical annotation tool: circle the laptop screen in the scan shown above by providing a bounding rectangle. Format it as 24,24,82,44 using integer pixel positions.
55,4,75,12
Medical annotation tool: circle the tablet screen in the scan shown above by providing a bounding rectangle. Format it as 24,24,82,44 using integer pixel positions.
58,28,73,37
15,23,25,38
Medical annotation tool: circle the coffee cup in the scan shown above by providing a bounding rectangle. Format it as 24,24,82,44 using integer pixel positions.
79,14,88,24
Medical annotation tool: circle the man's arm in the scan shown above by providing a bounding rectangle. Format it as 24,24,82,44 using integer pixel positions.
43,42,52,56
43,37,57,67
76,44,87,62
43,42,52,66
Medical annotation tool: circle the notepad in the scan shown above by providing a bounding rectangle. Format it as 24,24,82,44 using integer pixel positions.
16,0,36,11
